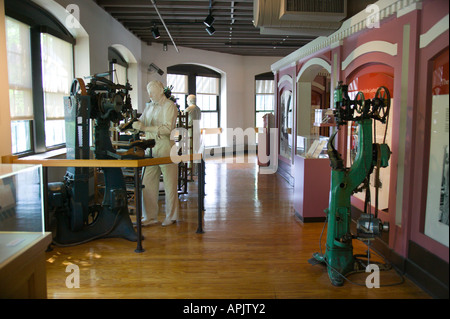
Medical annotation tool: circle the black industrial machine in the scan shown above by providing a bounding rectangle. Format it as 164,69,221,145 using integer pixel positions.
48,73,154,246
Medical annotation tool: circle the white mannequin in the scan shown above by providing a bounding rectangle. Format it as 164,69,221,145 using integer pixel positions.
184,94,202,154
133,81,179,226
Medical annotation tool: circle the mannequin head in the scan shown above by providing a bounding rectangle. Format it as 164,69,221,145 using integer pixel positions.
146,81,165,103
187,94,196,106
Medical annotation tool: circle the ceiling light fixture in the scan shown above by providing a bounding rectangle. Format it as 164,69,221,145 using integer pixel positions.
204,14,215,28
150,0,179,52
204,0,215,35
152,25,160,39
206,25,215,35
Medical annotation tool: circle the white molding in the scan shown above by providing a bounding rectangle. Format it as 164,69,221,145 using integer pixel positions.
297,58,332,82
271,37,328,72
272,0,423,72
330,40,343,49
420,14,449,49
312,82,325,91
341,41,398,71
278,74,293,88
397,2,422,18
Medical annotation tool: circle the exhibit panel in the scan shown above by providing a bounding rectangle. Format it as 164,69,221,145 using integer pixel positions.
408,1,449,268
278,84,294,162
274,71,295,182
424,48,449,247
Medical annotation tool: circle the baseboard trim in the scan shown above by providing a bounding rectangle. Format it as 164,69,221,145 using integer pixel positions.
294,210,326,223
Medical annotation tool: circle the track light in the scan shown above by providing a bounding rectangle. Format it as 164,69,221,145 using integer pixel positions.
152,26,160,39
204,0,215,35
206,25,215,35
203,14,215,27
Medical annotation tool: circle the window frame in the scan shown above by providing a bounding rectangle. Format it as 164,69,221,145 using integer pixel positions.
167,73,188,111
5,0,75,156
6,16,34,155
196,76,220,147
255,73,275,143
109,47,128,86
167,64,221,147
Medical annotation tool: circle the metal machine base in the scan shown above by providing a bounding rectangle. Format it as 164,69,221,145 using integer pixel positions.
52,206,137,246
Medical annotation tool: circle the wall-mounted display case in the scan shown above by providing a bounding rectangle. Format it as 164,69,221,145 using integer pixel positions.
314,108,335,126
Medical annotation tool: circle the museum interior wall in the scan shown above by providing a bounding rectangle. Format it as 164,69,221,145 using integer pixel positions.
0,0,280,159
271,0,448,297
0,0,448,298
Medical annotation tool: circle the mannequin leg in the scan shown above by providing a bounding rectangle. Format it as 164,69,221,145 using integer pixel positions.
160,163,179,224
141,165,161,222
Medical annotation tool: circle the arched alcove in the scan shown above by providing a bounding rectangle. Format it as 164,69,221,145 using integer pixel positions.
296,58,331,146
109,44,139,108
167,63,226,147
345,63,394,242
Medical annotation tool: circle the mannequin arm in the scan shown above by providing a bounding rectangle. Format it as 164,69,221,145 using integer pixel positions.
132,121,158,133
157,103,178,137
133,102,177,138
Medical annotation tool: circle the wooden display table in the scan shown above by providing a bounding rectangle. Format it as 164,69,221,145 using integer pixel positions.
0,232,52,298
1,154,205,253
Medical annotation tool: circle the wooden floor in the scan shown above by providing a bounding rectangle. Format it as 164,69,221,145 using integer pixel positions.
45,155,430,299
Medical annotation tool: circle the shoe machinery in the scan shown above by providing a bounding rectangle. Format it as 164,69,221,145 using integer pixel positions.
311,81,391,286
48,73,154,246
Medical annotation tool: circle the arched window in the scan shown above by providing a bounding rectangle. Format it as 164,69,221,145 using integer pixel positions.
167,64,221,147
5,0,75,155
109,47,128,86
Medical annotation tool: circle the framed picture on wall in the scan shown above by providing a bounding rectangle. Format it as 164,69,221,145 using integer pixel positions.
424,94,449,246
280,90,293,160
424,48,449,247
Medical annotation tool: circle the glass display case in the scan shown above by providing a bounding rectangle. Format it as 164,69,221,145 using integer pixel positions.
0,164,44,233
0,164,51,299
296,135,329,158
314,108,335,125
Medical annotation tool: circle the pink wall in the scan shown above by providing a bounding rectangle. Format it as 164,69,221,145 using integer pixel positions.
410,0,449,262
274,0,449,263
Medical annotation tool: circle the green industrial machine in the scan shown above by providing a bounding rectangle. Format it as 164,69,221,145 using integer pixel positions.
312,81,391,286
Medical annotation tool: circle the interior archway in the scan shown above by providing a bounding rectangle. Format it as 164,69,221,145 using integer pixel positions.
167,64,225,147
109,44,139,107
296,59,331,156
346,63,394,235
